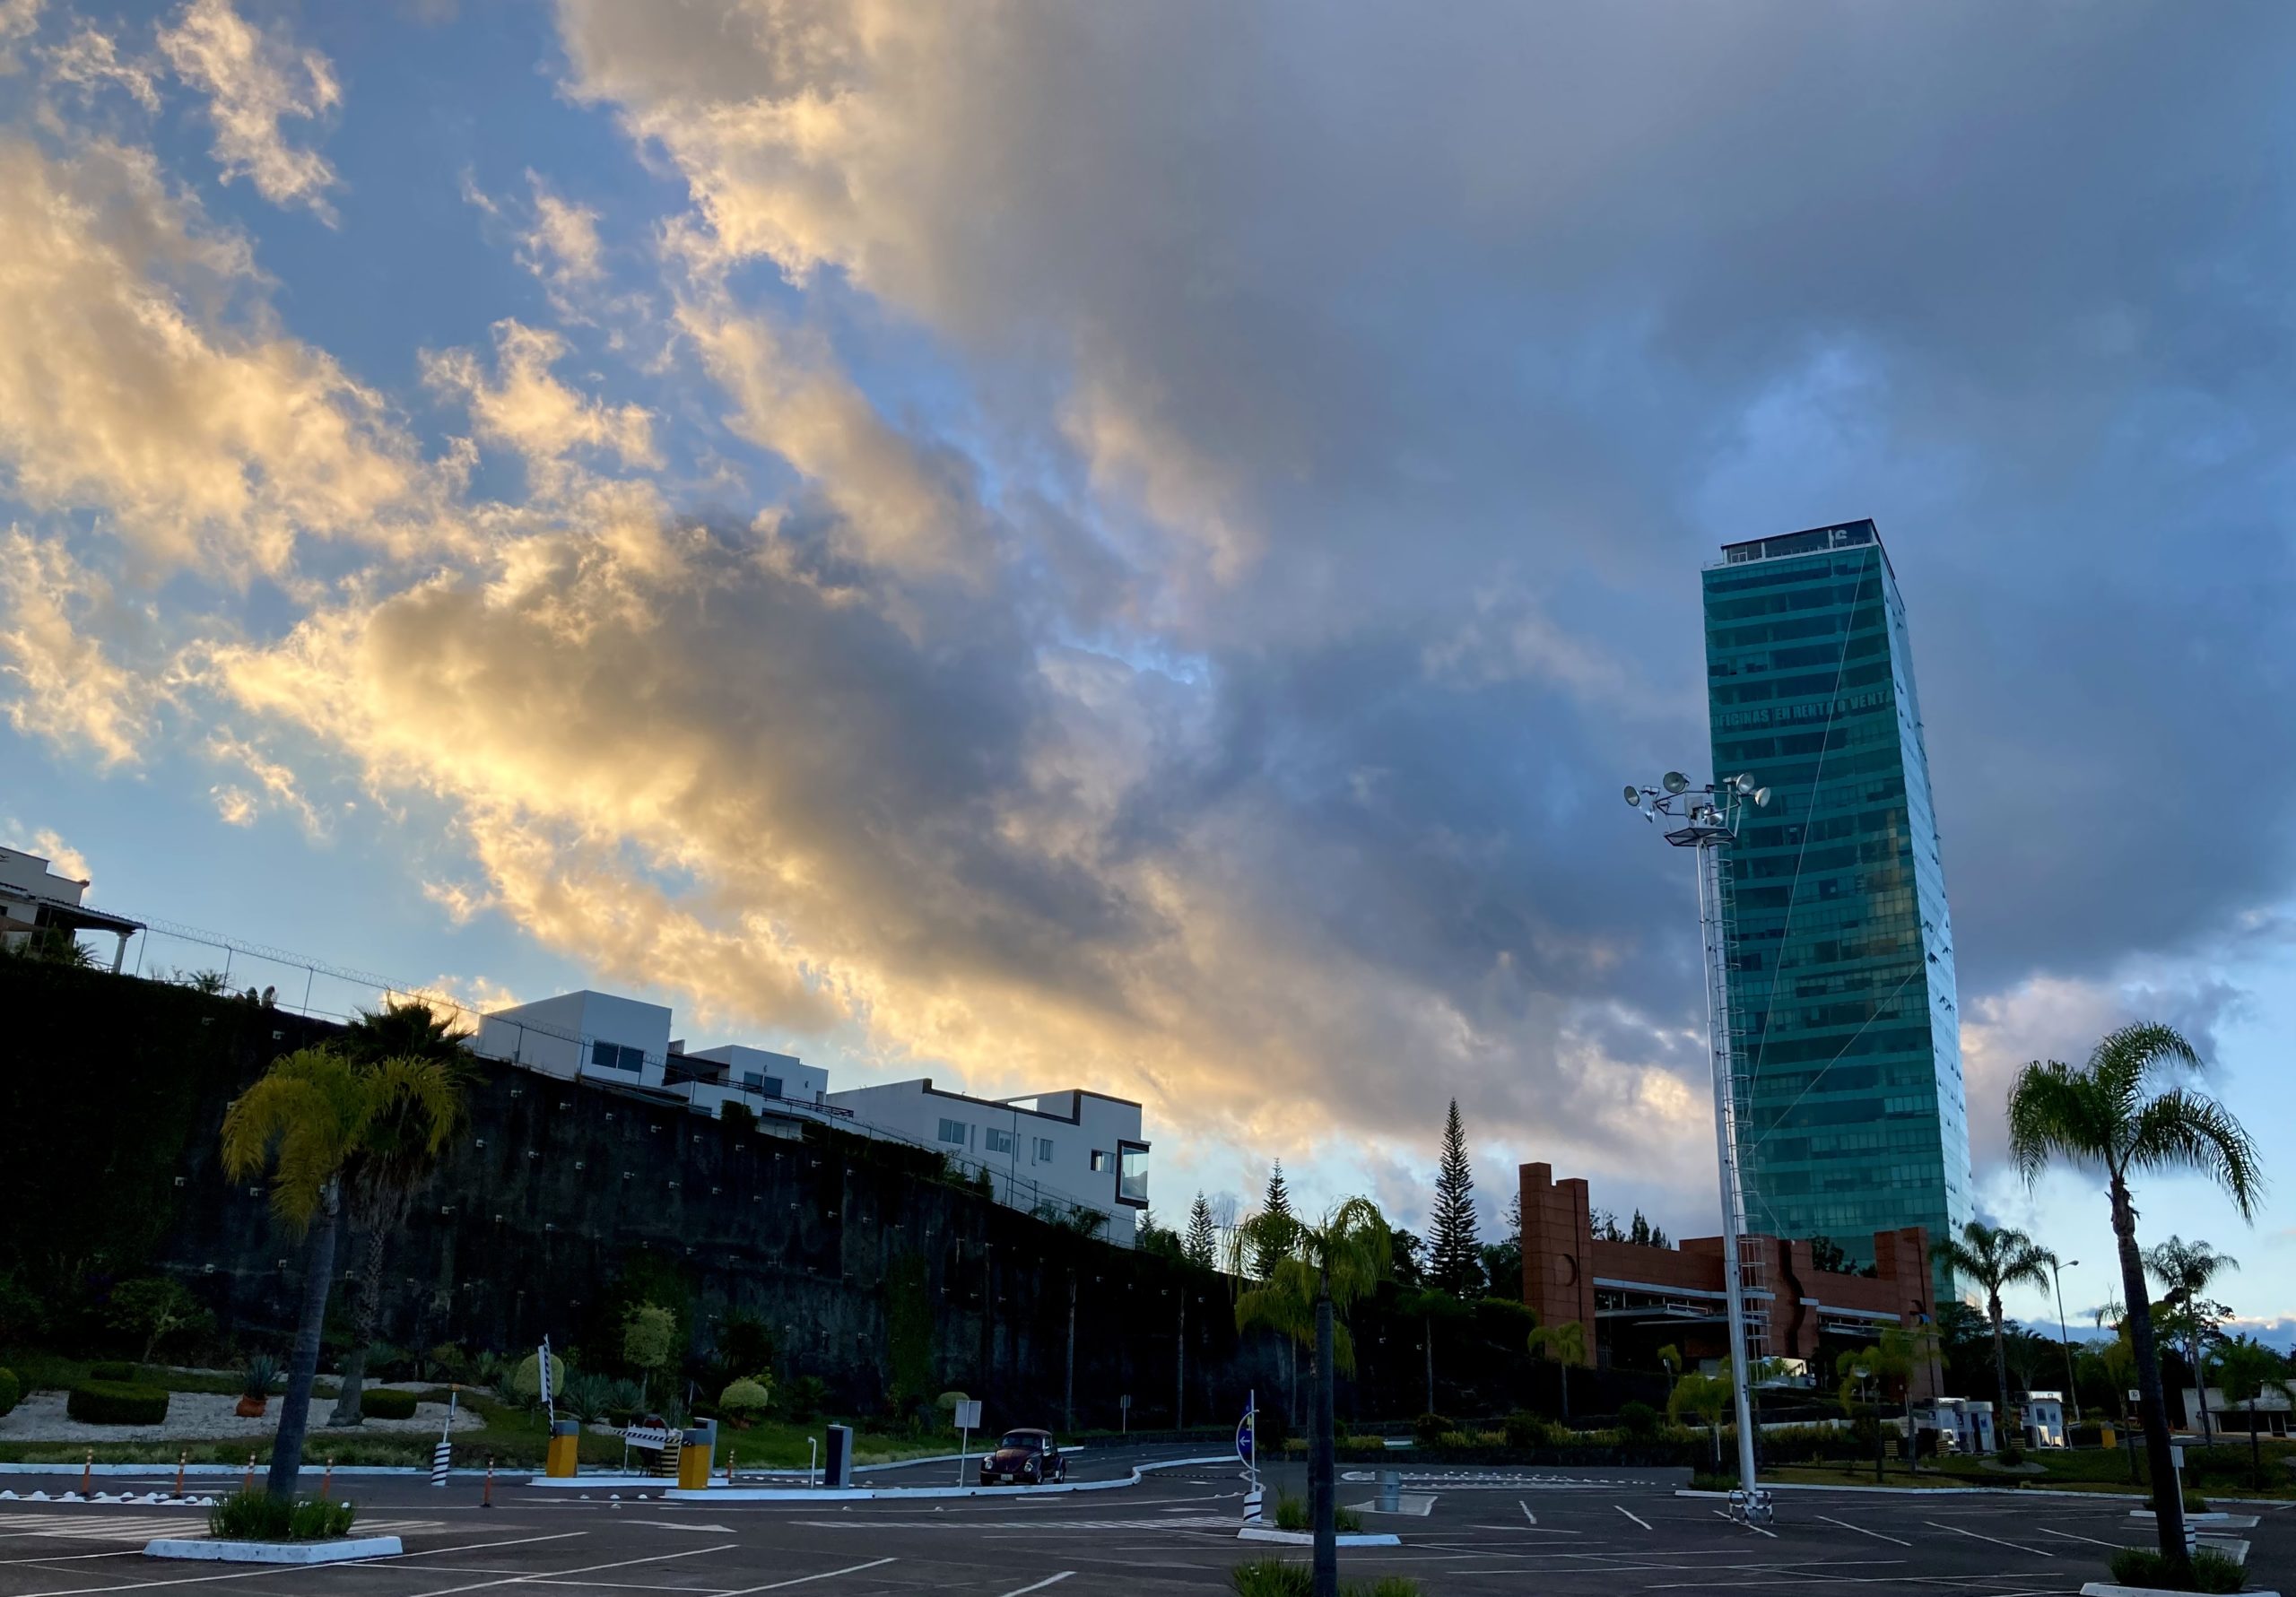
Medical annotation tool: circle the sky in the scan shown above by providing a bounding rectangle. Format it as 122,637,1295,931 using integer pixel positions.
2,0,2292,1348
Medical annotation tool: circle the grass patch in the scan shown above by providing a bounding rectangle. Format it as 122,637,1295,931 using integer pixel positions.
2108,1546,2245,1593
1230,1561,1421,1597
207,1490,357,1542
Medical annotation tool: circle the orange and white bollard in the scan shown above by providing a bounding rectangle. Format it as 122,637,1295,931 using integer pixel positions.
724,1448,735,1483
482,1456,494,1509
320,1459,335,1498
79,1449,91,1497
174,1450,187,1498
243,1453,256,1494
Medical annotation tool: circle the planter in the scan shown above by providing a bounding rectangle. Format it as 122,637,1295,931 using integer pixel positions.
144,1537,403,1565
234,1396,270,1419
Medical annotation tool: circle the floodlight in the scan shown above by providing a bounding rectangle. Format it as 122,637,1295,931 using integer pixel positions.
1753,787,1771,807
1662,771,1690,795
1733,773,1758,795
1623,784,1643,806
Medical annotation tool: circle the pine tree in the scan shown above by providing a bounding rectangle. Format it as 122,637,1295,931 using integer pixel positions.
1250,1161,1299,1279
1184,1192,1218,1269
1429,1099,1483,1298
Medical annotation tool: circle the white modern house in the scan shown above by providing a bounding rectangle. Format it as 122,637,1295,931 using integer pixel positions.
0,844,142,969
823,1080,1150,1245
467,985,1151,1245
471,989,674,1091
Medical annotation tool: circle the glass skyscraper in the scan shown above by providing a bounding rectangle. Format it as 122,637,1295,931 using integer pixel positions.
1702,520,1971,1293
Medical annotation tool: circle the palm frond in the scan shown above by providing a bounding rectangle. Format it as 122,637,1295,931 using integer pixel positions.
220,1047,367,1232
2126,1089,2266,1221
2005,1060,2111,1185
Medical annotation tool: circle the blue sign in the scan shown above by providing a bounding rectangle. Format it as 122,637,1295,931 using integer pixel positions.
1235,1409,1255,1464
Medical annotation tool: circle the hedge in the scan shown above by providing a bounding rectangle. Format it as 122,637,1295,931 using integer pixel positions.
87,1361,142,1383
66,1381,170,1425
0,1367,19,1417
359,1388,418,1420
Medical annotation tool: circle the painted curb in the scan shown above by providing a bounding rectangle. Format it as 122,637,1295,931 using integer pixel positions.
1237,1527,1402,1548
144,1537,404,1564
662,1454,1235,1504
2129,1509,2249,1524
0,1463,489,1478
2082,1587,2277,1597
1678,1482,2158,1501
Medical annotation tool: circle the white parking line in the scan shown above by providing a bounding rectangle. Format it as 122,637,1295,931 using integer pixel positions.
1519,1500,1535,1526
718,1558,899,1593
996,1575,1074,1597
1816,1515,1909,1546
403,1542,739,1597
1923,1520,2052,1557
1711,1510,1777,1539
1614,1505,1651,1531
2037,1526,2136,1549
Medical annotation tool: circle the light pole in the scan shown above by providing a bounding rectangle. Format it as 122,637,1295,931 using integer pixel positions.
2048,1253,2080,1411
1627,769,1771,1523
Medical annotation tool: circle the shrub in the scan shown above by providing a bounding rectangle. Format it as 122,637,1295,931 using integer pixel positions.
562,1374,612,1424
1333,1505,1364,1532
1273,1491,1310,1532
1502,1409,1546,1448
783,1375,827,1422
720,1376,773,1421
1231,1558,1309,1597
1690,1471,1735,1493
208,1491,358,1543
87,1361,140,1383
361,1388,418,1420
0,1368,19,1419
1413,1411,1451,1446
2108,1547,2244,1594
66,1381,170,1425
1618,1401,1661,1438
1341,1433,1387,1452
1282,1437,1308,1454
1438,1430,1474,1448
511,1351,567,1403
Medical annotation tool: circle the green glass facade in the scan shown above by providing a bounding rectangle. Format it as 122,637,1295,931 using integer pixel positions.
1702,520,1971,1296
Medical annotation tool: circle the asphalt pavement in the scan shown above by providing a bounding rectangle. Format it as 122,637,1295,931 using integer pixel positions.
0,1454,2285,1595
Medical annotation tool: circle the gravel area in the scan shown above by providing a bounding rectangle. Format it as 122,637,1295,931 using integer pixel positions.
0,1391,481,1444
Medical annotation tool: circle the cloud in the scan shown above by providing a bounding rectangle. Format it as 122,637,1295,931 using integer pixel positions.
423,318,658,474
522,172,603,287
0,526,153,766
205,730,327,837
0,136,429,577
0,0,38,75
158,0,340,221
45,23,161,108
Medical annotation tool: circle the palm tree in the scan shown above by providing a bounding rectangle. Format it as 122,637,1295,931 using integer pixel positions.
1526,1319,1587,1423
1657,1342,1683,1400
2144,1236,2239,1447
1235,1198,1390,1597
326,1007,471,1425
1396,1286,1468,1415
2209,1335,2288,1491
2007,1022,2264,1577
1669,1368,1732,1469
1935,1220,2052,1452
221,1048,370,1497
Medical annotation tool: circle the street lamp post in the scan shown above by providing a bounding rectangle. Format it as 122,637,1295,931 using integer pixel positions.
1626,769,1771,1524
2049,1254,2081,1412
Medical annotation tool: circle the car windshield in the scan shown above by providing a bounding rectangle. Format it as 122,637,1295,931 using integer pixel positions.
998,1432,1044,1451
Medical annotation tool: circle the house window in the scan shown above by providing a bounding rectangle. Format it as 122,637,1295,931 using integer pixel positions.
590,1040,645,1073
1034,1137,1055,1163
1090,1150,1109,1173
1118,1141,1149,1206
984,1128,1013,1154
938,1118,970,1146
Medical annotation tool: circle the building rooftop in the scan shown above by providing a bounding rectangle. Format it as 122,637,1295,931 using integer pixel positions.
1713,518,1892,577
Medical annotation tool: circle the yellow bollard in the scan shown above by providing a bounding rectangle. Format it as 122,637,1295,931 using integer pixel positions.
545,1422,580,1479
676,1437,711,1491
2100,1422,2118,1450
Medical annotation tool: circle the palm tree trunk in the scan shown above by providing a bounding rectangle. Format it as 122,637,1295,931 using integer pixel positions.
268,1182,340,1498
2252,1402,2264,1489
1423,1315,1433,1416
2190,1332,2214,1445
1311,1287,1336,1597
1558,1360,1570,1423
2111,1176,2188,1575
326,1228,388,1428
1988,1295,2013,1454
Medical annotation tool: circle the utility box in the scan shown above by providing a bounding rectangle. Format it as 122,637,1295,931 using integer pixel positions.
823,1424,856,1489
545,1420,580,1479
677,1425,715,1490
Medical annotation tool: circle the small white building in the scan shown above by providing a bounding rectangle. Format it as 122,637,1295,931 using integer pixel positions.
672,1043,829,1120
2181,1384,2292,1436
472,989,674,1091
0,844,141,969
823,1079,1149,1245
1913,1396,1998,1454
2020,1391,2068,1448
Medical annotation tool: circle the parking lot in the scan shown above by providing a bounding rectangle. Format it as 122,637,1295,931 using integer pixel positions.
0,1452,2284,1595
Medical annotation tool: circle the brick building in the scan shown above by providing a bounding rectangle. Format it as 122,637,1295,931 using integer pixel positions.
1518,1162,1939,1399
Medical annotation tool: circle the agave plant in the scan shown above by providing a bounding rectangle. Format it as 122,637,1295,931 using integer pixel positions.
561,1373,613,1424
240,1353,283,1400
606,1377,645,1411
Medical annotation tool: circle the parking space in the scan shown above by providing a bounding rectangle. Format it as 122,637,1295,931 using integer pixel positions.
0,1464,2283,1595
